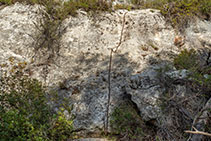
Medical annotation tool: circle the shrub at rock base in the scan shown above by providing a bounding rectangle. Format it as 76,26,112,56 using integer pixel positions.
0,61,74,140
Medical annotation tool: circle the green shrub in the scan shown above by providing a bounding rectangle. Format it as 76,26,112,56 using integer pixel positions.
174,49,198,70
0,0,112,14
173,49,211,92
198,0,211,16
0,60,74,140
159,0,199,30
113,4,132,11
48,108,74,140
0,0,11,4
110,102,144,140
0,0,39,5
74,0,112,13
132,0,211,30
1,0,210,22
0,71,50,140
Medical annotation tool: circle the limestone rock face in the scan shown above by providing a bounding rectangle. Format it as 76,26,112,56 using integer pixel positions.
0,3,40,63
58,9,176,130
186,19,211,48
0,3,210,133
127,67,165,121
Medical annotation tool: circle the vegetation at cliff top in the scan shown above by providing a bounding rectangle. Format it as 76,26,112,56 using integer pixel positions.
0,0,210,17
0,0,210,31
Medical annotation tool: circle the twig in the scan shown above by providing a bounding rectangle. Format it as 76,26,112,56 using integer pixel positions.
112,12,128,53
105,49,113,134
185,126,211,137
186,97,211,141
105,12,128,134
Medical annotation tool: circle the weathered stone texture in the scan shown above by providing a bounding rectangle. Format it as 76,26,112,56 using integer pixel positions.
0,3,210,133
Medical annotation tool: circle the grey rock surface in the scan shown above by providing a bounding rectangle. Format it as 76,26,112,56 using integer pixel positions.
186,19,211,49
0,3,39,62
0,2,210,133
127,66,164,121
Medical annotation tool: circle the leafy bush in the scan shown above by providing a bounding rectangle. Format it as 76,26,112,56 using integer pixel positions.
174,49,198,70
198,0,211,17
0,60,74,140
161,0,200,30
74,0,112,13
173,49,211,92
110,102,144,140
157,49,211,140
48,108,74,140
131,0,211,30
113,4,132,11
0,0,112,14
0,0,39,5
1,0,209,28
0,0,12,4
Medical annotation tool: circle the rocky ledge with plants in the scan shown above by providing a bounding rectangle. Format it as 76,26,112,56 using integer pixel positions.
0,0,210,140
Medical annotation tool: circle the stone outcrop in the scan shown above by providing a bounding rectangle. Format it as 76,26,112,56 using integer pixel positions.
0,2,210,136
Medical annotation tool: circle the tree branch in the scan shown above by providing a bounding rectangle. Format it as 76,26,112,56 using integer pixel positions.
105,12,128,134
185,126,211,137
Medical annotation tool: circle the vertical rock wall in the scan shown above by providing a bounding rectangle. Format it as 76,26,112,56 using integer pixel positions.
0,3,210,135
